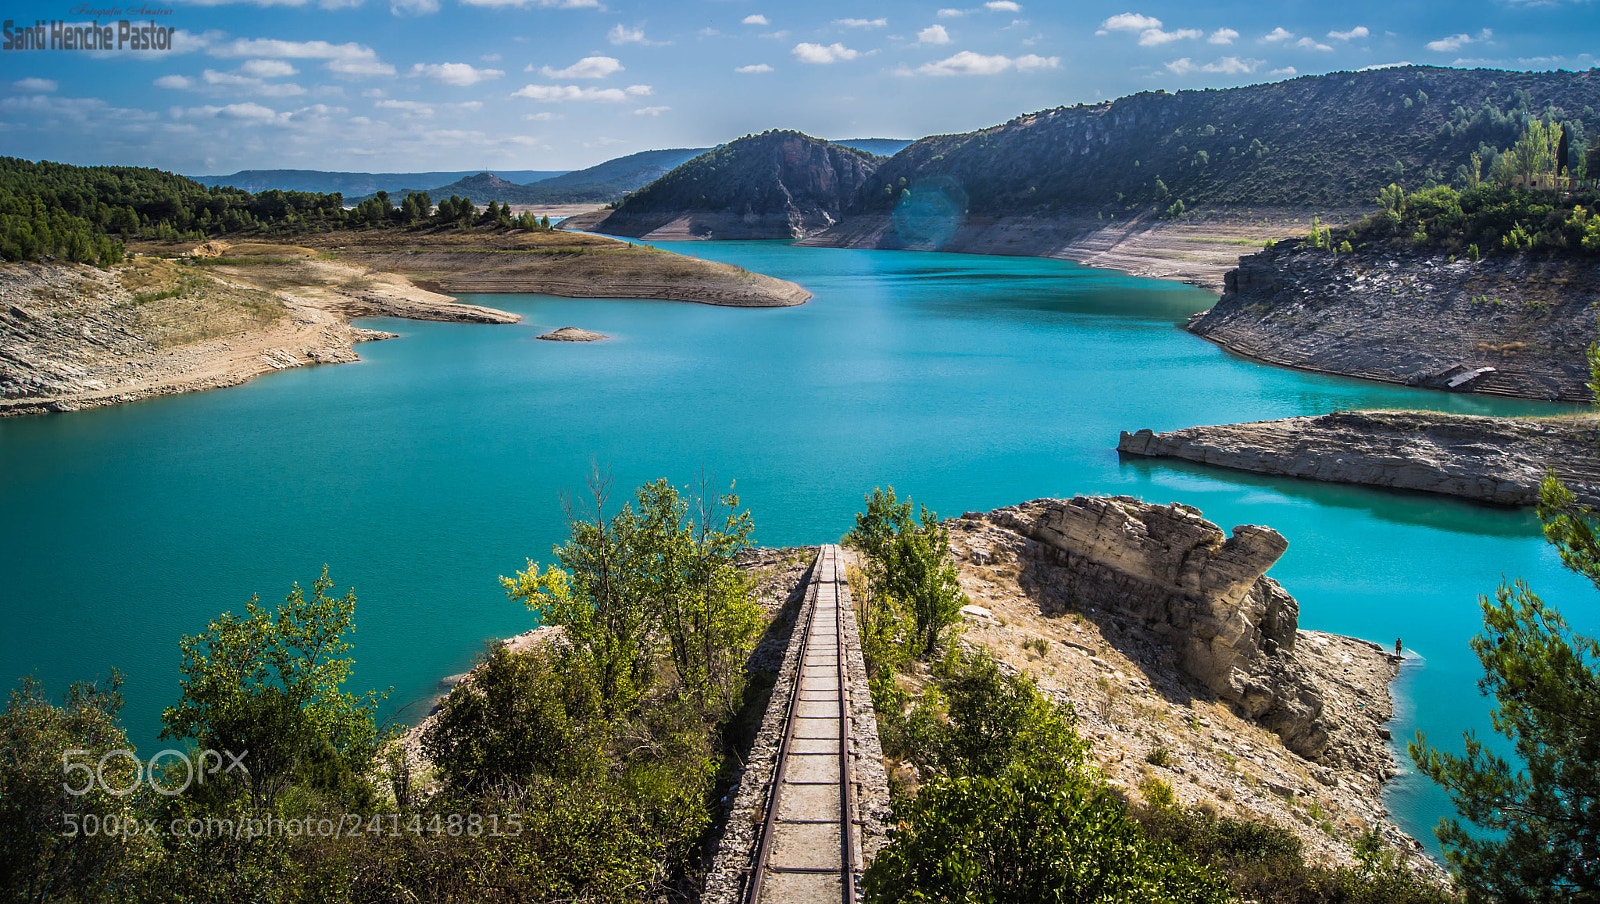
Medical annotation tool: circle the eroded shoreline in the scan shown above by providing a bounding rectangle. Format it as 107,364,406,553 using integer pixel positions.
1,229,810,417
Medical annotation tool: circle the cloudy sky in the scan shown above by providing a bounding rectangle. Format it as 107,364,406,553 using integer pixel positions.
1,0,1595,176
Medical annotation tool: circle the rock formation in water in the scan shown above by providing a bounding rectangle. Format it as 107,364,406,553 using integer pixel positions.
1186,241,1600,402
536,327,607,342
1119,411,1600,507
967,496,1352,762
564,131,880,240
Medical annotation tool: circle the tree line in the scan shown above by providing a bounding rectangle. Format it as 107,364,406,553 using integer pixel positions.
0,157,556,268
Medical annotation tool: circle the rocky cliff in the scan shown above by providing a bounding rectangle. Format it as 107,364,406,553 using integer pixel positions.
1119,411,1600,507
1187,241,1600,401
566,131,879,240
966,495,1370,764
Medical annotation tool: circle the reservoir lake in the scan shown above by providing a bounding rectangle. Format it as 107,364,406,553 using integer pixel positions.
1,239,1591,856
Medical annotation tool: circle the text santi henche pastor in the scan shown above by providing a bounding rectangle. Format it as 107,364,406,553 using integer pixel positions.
3,20,175,51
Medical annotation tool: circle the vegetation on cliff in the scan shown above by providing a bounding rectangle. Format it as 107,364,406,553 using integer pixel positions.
848,67,1598,219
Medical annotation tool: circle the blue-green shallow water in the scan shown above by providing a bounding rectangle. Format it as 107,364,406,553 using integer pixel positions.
0,240,1591,860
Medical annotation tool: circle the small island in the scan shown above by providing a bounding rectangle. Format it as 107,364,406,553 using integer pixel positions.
536,327,608,342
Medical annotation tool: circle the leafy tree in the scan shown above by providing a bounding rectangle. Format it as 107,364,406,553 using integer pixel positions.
1505,119,1563,185
0,674,155,904
845,487,966,659
502,480,663,716
632,479,760,716
159,567,386,812
1409,335,1600,900
502,478,761,719
422,645,606,792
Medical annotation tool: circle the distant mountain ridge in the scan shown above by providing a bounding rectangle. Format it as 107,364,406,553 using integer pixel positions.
567,66,1600,252
189,169,567,197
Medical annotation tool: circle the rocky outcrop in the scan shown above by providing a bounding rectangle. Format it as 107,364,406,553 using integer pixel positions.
1120,411,1600,507
536,327,607,341
970,496,1372,763
1188,242,1600,401
568,131,879,241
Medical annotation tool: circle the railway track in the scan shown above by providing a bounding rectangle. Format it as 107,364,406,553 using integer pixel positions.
744,544,863,903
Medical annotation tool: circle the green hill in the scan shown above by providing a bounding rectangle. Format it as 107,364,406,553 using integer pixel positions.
574,131,880,239
853,66,1598,218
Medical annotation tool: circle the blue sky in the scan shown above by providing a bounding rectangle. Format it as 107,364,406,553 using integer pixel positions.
1,0,1595,176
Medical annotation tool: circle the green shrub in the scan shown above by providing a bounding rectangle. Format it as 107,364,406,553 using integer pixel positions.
864,766,1231,904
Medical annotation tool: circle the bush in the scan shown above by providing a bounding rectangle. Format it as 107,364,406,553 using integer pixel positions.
864,766,1231,904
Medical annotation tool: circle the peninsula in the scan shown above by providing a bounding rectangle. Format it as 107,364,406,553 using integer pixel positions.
1,229,807,417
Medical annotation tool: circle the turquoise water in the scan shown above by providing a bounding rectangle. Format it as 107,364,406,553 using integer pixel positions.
0,240,1591,858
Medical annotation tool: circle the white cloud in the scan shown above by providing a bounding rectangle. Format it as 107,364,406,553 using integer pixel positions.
154,65,306,97
412,62,504,85
377,99,435,116
985,1,1021,10
1269,66,1297,76
511,83,652,102
1099,12,1162,32
457,0,599,7
917,24,951,45
910,49,1057,75
539,56,623,79
481,53,501,62
522,111,559,120
1014,54,1058,71
609,24,647,44
11,78,59,93
937,7,964,16
1139,27,1202,46
743,14,768,25
735,63,774,73
1261,27,1294,43
389,0,439,15
791,42,858,64
1427,29,1491,52
836,17,887,27
208,39,395,77
633,105,669,116
238,59,298,78
1294,37,1333,51
1328,26,1369,41
1208,28,1238,45
1165,55,1262,75
177,102,287,123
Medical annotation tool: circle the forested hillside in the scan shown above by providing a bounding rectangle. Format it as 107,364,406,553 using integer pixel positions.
0,158,343,265
0,157,556,266
854,66,1599,218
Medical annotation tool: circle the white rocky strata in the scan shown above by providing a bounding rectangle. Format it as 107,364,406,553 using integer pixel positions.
1119,410,1600,508
1188,241,1600,402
